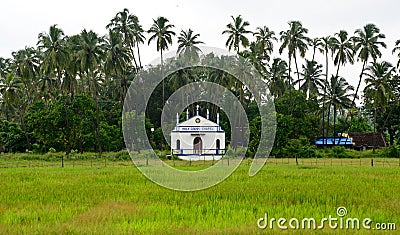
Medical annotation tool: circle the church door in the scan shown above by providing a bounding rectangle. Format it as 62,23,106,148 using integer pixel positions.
193,137,202,154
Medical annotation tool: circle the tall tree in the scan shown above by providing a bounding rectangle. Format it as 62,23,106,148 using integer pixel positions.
331,30,355,77
107,8,142,70
148,16,176,106
295,60,324,99
309,37,323,61
37,25,68,89
324,75,354,139
320,36,333,144
364,61,395,145
253,26,277,57
0,73,22,121
177,29,204,63
104,29,131,104
392,39,400,70
75,29,105,156
279,21,309,89
222,15,252,53
279,21,310,114
352,24,386,106
268,58,289,98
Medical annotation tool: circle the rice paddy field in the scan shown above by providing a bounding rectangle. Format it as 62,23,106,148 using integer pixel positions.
0,158,399,234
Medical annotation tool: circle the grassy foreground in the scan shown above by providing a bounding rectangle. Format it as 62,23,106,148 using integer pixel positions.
0,163,399,234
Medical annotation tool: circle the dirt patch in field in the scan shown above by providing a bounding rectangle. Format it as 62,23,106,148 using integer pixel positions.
70,200,142,225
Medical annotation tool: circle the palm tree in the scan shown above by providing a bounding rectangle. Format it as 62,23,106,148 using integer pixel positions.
253,26,277,57
148,16,176,106
268,58,289,98
279,20,310,114
222,15,252,53
391,39,400,70
0,73,22,121
37,25,68,88
364,61,395,147
325,75,354,139
309,37,323,61
132,20,146,69
331,30,355,77
177,29,204,63
351,24,386,106
0,57,11,78
295,60,324,99
279,21,310,88
12,47,40,101
104,29,131,104
320,36,333,144
107,8,142,69
75,29,105,156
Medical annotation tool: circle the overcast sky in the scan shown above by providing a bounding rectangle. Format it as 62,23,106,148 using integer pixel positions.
1,0,399,94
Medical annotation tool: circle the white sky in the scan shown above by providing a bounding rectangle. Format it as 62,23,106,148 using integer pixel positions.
1,0,399,95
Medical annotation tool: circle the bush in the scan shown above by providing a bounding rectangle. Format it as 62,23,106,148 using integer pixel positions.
297,146,317,158
330,146,348,158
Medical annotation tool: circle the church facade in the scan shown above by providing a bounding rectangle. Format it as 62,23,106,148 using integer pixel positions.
170,106,225,161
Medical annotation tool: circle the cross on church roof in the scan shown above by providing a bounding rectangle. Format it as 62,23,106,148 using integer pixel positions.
196,105,200,115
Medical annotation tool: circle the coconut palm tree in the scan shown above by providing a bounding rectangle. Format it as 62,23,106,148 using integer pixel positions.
148,16,176,106
0,57,11,78
37,24,68,89
309,37,323,61
75,29,105,156
268,58,289,98
0,73,22,121
391,39,400,70
104,29,131,104
12,47,40,101
351,24,386,106
279,21,310,88
331,30,355,77
107,8,141,69
364,61,395,144
253,26,277,57
279,20,310,114
320,36,333,144
295,60,324,99
177,29,204,63
324,75,354,139
222,15,252,53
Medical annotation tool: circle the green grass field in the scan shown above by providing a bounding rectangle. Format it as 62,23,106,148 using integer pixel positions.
0,160,399,234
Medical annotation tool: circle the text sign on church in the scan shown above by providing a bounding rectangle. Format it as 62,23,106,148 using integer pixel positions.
178,126,219,132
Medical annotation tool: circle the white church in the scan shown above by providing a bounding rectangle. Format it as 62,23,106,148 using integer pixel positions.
171,105,226,161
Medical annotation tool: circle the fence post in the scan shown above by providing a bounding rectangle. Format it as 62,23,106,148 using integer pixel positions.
371,159,374,167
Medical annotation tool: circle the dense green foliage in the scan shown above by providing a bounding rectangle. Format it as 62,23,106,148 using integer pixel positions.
1,9,400,157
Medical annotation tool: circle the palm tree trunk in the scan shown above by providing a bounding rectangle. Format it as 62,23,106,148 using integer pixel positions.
288,55,293,116
352,60,367,106
333,104,337,145
373,106,376,151
161,49,165,106
322,50,329,145
327,101,332,139
335,64,340,78
136,41,142,69
19,107,31,150
294,53,300,90
91,71,102,156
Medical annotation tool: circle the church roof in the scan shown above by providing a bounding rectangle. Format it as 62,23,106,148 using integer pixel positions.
177,115,219,127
